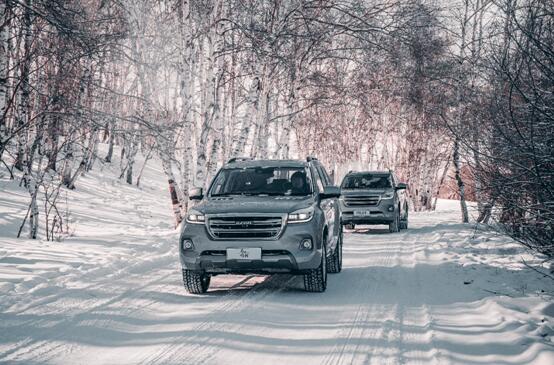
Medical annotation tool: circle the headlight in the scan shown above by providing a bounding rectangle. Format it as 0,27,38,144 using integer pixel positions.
186,209,205,224
381,192,394,199
288,207,314,223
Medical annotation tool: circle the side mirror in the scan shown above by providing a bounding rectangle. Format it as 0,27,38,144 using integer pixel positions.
396,183,407,190
320,186,341,199
189,187,203,200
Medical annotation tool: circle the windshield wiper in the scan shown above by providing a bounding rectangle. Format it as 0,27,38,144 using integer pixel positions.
242,192,284,196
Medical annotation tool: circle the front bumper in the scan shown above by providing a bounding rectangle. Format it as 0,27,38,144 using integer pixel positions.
340,200,396,225
179,221,322,274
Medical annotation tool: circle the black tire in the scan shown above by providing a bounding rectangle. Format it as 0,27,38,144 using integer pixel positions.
400,218,408,230
182,269,210,294
327,228,343,273
389,211,400,233
304,236,327,292
400,205,409,230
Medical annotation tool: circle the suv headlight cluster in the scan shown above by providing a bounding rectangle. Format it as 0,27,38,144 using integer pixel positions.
186,209,205,224
288,207,314,223
381,192,394,199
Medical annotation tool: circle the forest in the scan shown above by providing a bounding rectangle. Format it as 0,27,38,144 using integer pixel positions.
0,0,552,258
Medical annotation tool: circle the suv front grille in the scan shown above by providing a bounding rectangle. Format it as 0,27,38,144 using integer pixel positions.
343,195,381,206
207,215,285,240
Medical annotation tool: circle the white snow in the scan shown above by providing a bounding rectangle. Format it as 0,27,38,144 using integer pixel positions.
1,155,553,364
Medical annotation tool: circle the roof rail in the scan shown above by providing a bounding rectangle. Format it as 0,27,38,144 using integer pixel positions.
227,157,253,164
306,156,318,162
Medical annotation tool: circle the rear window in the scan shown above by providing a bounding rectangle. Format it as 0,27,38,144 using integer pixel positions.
341,174,392,189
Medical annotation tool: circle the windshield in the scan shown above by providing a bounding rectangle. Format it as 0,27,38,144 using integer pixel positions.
210,166,313,196
341,174,392,189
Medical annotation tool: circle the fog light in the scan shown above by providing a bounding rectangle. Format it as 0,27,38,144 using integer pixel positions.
388,206,395,212
182,239,194,250
300,239,313,250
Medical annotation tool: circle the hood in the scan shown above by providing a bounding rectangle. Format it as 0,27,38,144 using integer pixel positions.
195,195,315,215
341,188,393,197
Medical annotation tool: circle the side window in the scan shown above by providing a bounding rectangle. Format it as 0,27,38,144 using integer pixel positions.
320,166,333,185
312,166,325,192
314,165,329,187
211,171,227,195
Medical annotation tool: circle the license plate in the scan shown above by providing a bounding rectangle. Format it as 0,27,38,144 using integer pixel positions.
354,210,372,217
226,248,262,260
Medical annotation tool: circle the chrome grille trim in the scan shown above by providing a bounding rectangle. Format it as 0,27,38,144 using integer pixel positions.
343,195,381,207
206,213,287,240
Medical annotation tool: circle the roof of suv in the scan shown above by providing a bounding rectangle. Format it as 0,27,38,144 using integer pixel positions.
346,170,391,175
224,159,309,169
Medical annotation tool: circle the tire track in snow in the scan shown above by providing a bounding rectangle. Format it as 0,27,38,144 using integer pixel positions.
184,275,299,365
137,274,297,365
395,233,442,365
320,233,404,365
364,231,442,365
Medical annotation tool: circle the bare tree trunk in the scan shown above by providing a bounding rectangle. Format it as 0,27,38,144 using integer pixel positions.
233,76,260,156
120,135,138,185
253,89,270,159
279,98,294,159
0,0,8,130
66,160,85,190
206,87,224,181
451,0,470,223
28,178,39,238
15,0,32,171
177,0,193,198
206,25,226,181
432,156,450,211
105,120,115,162
25,151,43,239
453,137,469,223
126,162,133,185
85,129,98,172
61,138,74,186
135,145,153,188
161,157,183,226
195,0,222,188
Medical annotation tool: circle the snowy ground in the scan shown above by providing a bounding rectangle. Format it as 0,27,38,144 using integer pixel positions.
1,155,553,364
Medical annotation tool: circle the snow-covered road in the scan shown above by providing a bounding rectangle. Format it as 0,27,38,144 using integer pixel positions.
1,158,553,364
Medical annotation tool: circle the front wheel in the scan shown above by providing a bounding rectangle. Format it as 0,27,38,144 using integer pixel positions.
400,204,409,230
304,240,327,292
389,211,400,233
182,269,210,294
400,217,409,230
327,228,343,273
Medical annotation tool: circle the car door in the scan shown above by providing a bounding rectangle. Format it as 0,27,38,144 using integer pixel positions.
393,173,407,218
314,164,338,249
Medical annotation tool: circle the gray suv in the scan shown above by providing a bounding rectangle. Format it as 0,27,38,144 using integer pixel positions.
179,157,342,293
339,171,409,233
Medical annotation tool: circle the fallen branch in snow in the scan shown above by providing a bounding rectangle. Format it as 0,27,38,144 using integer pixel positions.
521,258,554,281
482,289,514,297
